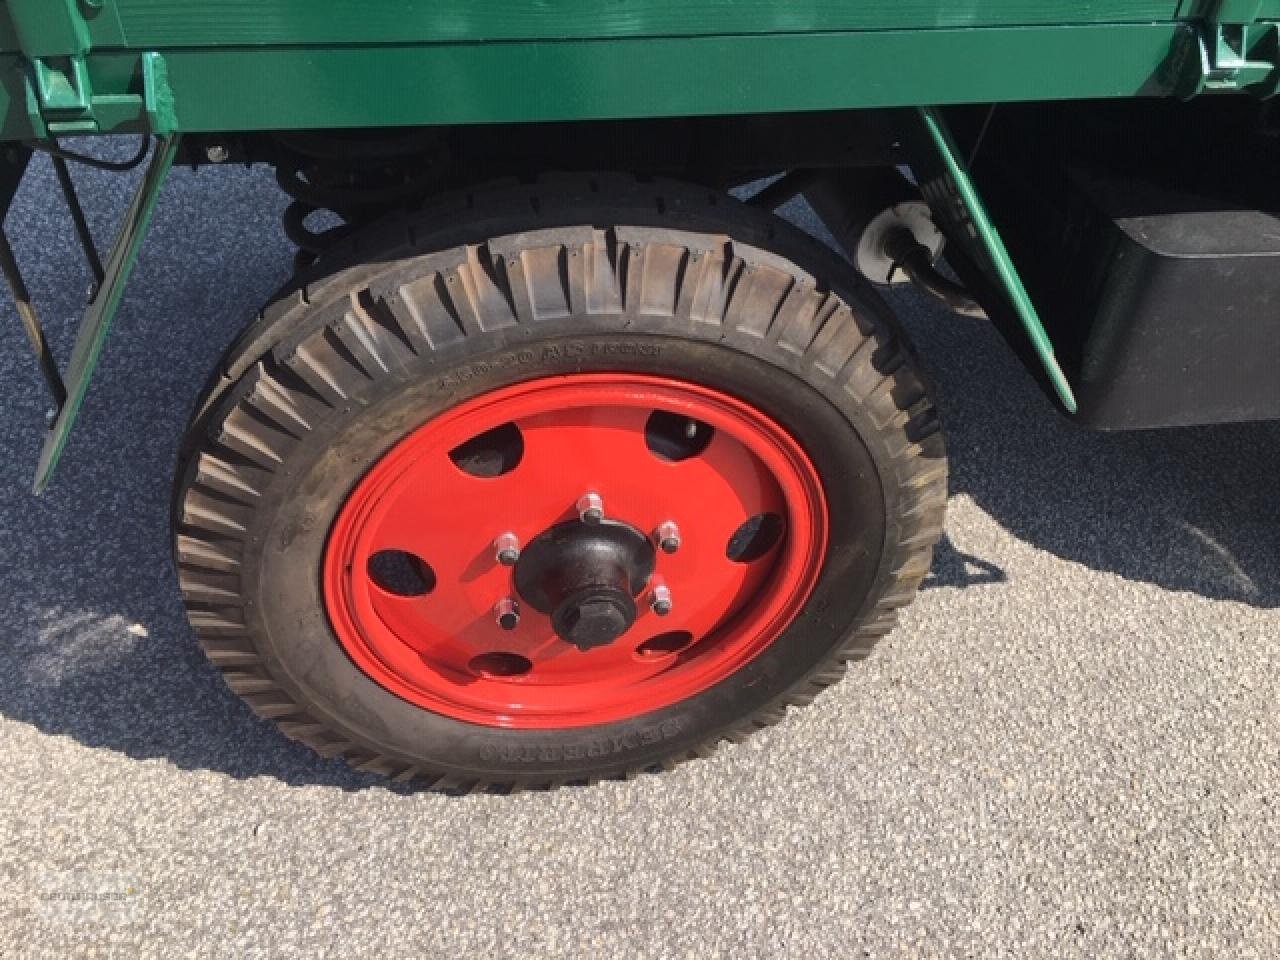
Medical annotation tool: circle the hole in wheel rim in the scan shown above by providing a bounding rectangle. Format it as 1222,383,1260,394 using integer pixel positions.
726,513,786,563
469,652,533,678
636,631,695,659
367,550,436,596
645,410,714,462
449,422,524,478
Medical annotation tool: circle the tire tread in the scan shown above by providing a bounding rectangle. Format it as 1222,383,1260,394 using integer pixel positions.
174,174,948,791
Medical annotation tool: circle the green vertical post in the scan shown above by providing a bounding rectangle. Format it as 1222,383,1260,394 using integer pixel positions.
34,134,181,493
918,106,1078,413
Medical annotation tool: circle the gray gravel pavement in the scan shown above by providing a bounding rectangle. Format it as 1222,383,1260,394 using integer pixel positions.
0,150,1277,959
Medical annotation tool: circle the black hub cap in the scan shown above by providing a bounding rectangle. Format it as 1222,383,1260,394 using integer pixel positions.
514,520,657,651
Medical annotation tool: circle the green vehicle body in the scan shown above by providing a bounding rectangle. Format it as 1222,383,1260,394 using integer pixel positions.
2,2,1279,137
1,0,1279,488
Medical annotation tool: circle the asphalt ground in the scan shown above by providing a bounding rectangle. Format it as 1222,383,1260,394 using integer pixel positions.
0,146,1277,958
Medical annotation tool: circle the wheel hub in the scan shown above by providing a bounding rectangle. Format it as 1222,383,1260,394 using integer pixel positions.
514,520,656,651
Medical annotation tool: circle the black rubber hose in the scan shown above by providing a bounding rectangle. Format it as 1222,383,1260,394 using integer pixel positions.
883,228,988,319
25,136,151,173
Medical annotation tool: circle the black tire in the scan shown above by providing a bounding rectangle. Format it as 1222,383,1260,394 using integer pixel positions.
173,175,948,790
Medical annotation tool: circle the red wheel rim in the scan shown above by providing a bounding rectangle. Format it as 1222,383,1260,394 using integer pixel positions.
323,374,828,729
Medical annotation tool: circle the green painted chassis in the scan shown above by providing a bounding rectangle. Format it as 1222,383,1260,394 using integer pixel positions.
1,2,1279,139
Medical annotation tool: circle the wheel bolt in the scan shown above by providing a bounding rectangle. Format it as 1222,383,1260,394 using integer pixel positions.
577,492,605,525
495,598,521,631
655,521,682,555
651,584,673,617
493,532,521,567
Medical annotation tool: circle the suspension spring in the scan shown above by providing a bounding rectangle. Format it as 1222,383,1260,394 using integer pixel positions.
273,130,448,272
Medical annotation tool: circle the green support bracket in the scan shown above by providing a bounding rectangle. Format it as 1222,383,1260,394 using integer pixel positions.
34,134,181,494
916,106,1078,414
22,50,175,138
1199,22,1279,93
27,55,98,135
142,52,177,135
33,56,92,113
1171,0,1280,96
9,0,174,137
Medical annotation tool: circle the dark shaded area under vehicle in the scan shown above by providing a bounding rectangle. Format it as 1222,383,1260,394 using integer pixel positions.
187,98,1280,432
946,98,1280,430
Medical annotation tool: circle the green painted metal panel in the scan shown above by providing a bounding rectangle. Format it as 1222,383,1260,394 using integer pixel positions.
0,10,22,54
0,23,1178,139
4,0,89,57
0,0,1233,141
109,1,1185,47
1178,0,1280,18
1,0,124,55
0,23,1189,140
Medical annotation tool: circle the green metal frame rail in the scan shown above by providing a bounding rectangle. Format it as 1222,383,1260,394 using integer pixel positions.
1,2,1278,140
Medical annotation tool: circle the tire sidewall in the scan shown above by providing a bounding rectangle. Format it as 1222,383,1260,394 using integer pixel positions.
243,321,896,782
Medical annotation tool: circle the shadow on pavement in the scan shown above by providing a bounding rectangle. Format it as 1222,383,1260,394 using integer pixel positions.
0,162,383,788
897,288,1280,609
924,535,1008,591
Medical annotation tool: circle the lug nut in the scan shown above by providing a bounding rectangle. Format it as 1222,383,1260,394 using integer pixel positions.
495,598,521,631
493,532,521,567
577,492,605,525
651,584,673,617
655,521,682,555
